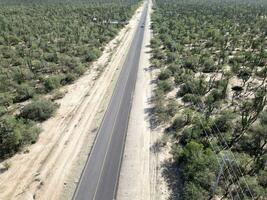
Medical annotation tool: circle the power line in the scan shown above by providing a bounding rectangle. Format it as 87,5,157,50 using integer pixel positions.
187,73,255,199
165,67,255,199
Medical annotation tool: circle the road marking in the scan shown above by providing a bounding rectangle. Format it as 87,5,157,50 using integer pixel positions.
73,4,147,200
112,4,149,200
92,28,140,200
73,22,135,200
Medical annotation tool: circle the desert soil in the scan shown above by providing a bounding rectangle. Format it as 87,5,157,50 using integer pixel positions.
0,3,145,200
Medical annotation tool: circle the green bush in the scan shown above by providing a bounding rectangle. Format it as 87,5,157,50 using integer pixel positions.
182,94,201,105
178,79,207,97
51,90,66,101
0,106,6,117
166,99,178,117
84,48,101,62
183,56,198,71
174,141,218,199
3,161,11,170
20,99,58,122
61,73,77,85
0,115,40,159
150,38,161,49
0,93,12,108
44,75,62,92
158,80,173,93
12,67,35,84
201,56,215,73
168,64,181,74
258,170,267,188
154,100,169,123
14,84,35,102
183,182,206,200
72,63,86,75
172,115,188,131
44,52,58,63
158,69,172,80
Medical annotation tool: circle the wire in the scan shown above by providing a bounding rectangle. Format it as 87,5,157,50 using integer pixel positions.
184,72,255,199
163,67,255,199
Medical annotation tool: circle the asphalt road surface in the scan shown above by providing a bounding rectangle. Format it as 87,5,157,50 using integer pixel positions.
73,3,148,200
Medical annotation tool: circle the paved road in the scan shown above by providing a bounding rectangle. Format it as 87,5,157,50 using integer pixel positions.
73,3,148,200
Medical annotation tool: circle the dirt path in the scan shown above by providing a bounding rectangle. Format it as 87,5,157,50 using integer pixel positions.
0,4,145,200
117,1,153,199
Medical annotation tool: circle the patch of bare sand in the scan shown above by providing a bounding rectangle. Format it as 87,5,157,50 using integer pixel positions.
0,3,145,200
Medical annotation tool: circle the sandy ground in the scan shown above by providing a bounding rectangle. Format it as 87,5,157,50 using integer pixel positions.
0,3,145,200
150,135,174,200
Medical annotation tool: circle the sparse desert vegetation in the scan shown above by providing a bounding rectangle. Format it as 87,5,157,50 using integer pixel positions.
151,0,266,199
0,0,140,160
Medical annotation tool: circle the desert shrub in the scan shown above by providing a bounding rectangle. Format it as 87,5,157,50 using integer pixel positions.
151,0,267,199
255,67,267,78
154,88,165,102
183,182,207,200
0,106,6,117
150,38,161,49
210,114,233,133
173,141,218,199
51,90,66,101
201,56,215,73
0,0,141,160
182,94,201,105
158,69,172,80
166,52,177,63
14,84,35,103
158,80,173,93
168,64,181,74
12,67,35,84
44,75,62,92
178,83,192,97
178,79,207,97
179,127,197,145
44,52,58,63
153,98,178,124
20,99,58,122
166,99,178,117
3,161,11,170
153,48,165,60
84,48,101,62
172,115,189,131
238,175,266,198
258,170,267,188
0,115,40,159
72,63,86,75
0,93,12,108
61,73,77,85
182,56,198,71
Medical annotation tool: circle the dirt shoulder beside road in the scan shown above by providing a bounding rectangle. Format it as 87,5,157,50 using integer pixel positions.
0,3,145,200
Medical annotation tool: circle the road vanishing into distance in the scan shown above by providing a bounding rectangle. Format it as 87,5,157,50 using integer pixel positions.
73,3,148,200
